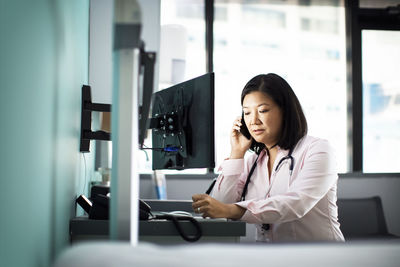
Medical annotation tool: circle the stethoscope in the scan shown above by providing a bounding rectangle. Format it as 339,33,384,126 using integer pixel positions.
240,149,294,231
204,148,294,231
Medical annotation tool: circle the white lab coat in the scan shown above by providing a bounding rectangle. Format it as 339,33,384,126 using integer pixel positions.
211,135,345,242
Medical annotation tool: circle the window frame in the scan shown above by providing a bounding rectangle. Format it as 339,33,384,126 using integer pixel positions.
345,0,400,174
201,0,400,175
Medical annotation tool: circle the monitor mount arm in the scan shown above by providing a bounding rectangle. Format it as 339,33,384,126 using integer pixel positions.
80,85,111,152
80,48,155,153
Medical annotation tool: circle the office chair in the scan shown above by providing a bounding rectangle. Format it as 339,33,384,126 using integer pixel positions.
337,196,398,239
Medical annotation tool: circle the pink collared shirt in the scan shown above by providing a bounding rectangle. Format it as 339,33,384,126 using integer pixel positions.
211,135,345,242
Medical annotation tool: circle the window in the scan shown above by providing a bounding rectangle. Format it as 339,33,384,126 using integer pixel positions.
159,0,206,90
213,0,347,172
362,30,400,172
155,0,400,175
147,0,207,174
348,0,400,173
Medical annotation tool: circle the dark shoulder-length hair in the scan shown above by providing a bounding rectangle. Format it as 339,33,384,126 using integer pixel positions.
241,73,307,154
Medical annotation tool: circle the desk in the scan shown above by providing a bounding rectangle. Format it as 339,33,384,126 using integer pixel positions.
70,200,246,244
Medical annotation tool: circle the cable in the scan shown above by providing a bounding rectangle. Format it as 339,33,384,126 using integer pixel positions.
140,144,150,161
141,146,181,152
142,149,149,161
141,147,164,150
153,214,202,242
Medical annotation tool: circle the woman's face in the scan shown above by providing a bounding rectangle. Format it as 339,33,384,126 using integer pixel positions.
242,91,283,148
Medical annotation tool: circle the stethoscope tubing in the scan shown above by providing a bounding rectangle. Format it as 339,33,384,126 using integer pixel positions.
241,150,294,202
240,150,294,232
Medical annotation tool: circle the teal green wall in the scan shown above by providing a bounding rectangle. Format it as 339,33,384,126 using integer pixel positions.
0,1,92,266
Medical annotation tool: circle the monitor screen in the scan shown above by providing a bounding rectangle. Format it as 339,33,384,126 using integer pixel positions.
149,73,215,170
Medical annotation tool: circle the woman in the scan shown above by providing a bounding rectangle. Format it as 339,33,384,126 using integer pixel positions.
192,73,344,242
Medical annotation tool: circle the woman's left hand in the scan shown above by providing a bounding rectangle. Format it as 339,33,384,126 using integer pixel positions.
192,194,246,219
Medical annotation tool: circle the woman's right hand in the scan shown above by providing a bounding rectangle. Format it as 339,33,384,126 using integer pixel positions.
230,116,252,159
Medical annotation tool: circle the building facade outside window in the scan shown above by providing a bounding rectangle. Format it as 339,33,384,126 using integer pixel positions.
151,0,399,174
213,0,347,172
362,30,400,173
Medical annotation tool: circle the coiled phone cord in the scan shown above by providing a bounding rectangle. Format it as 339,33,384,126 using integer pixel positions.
153,214,202,242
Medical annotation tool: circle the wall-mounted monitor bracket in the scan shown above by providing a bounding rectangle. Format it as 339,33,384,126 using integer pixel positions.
80,85,111,152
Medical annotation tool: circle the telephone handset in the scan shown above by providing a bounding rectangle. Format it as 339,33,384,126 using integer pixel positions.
139,199,152,220
76,193,152,220
76,194,202,242
240,115,252,140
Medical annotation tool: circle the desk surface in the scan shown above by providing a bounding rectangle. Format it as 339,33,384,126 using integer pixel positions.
70,216,245,237
70,199,246,243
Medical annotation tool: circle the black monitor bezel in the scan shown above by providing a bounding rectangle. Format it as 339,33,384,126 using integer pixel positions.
150,73,215,170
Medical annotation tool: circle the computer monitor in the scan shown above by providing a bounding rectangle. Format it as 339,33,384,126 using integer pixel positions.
149,73,215,170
